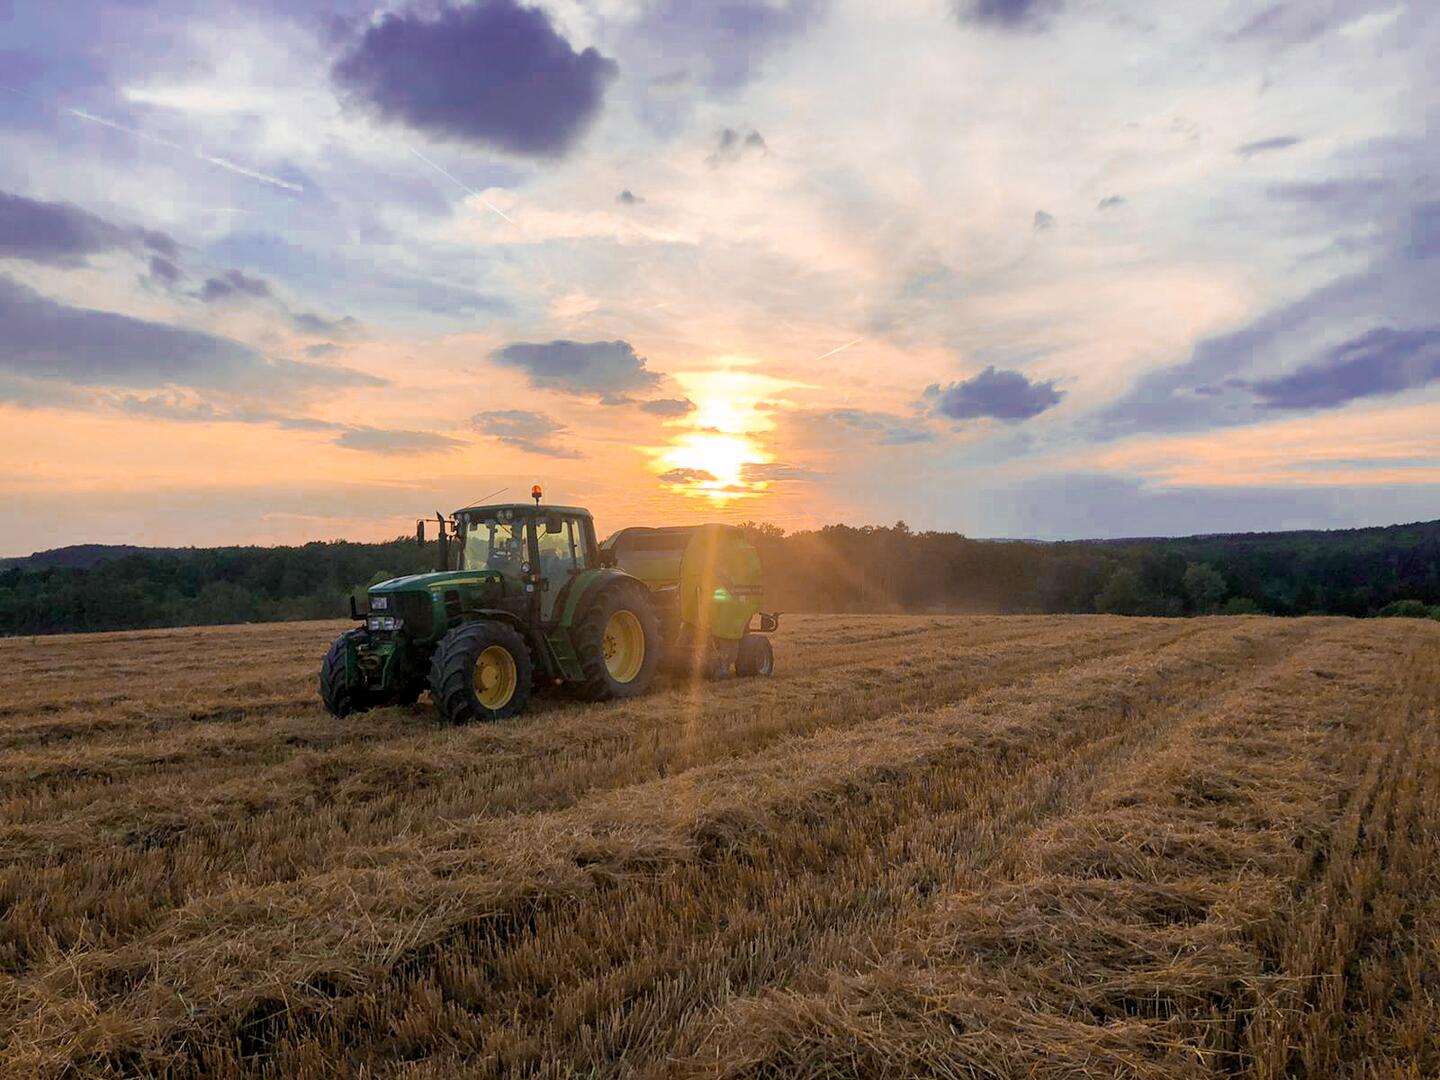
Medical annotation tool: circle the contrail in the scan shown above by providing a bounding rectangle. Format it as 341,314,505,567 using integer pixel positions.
0,86,303,194
63,106,304,192
813,337,863,362
406,144,516,224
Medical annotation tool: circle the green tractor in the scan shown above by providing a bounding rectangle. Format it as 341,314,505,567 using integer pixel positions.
319,488,778,723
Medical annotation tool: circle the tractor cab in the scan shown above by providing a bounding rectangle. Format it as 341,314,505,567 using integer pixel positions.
453,503,598,619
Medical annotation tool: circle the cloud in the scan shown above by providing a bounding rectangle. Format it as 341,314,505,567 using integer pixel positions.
827,408,935,445
0,274,382,394
147,256,183,284
304,342,344,359
471,409,583,457
616,189,644,205
956,0,1062,29
925,366,1065,422
333,427,467,454
1228,2,1374,49
1250,327,1440,410
291,311,360,336
658,467,716,484
1033,209,1056,231
331,0,618,158
1096,195,1127,210
987,472,1440,541
198,268,272,302
1406,202,1440,261
639,397,696,417
0,189,177,267
624,0,825,94
491,339,661,398
741,461,814,482
707,127,768,166
1236,135,1303,158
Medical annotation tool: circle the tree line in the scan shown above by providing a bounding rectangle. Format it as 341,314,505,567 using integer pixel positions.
739,520,1440,620
1,520,1437,636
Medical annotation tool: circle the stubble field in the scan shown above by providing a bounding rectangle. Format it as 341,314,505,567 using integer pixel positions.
0,614,1437,1078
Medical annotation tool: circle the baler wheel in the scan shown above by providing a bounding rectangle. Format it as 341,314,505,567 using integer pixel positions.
735,633,774,677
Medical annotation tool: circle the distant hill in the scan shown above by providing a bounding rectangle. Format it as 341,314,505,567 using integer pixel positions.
0,544,175,572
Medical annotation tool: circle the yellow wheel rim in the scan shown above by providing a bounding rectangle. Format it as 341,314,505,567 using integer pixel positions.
474,644,518,710
602,610,645,683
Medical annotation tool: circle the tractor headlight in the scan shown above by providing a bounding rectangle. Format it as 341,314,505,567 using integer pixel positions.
370,595,389,610
366,615,404,632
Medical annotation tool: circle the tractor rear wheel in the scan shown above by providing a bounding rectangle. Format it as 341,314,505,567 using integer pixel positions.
575,584,660,701
429,620,533,723
735,633,774,677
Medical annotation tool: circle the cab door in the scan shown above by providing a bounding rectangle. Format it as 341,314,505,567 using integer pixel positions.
536,513,590,620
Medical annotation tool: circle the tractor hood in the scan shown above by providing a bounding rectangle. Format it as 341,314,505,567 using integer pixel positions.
370,569,503,593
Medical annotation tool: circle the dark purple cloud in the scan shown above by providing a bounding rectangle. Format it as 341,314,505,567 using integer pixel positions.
617,189,644,205
1236,135,1303,158
925,366,1064,422
198,268,272,302
639,397,696,417
1033,209,1056,230
956,0,1062,28
332,0,618,158
0,190,176,266
1251,327,1440,409
471,408,582,457
0,274,381,394
491,339,661,398
1096,195,1127,210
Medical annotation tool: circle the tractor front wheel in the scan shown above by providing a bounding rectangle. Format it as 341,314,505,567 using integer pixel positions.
320,629,382,716
429,620,534,724
575,584,661,701
735,633,774,677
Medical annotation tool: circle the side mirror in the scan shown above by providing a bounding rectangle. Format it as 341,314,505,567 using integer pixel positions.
545,512,563,534
415,520,425,546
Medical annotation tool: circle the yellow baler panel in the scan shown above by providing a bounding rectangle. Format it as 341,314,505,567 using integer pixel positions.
678,525,763,642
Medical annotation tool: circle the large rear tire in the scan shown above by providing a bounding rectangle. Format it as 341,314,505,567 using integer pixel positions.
429,620,533,724
735,633,774,677
574,584,660,701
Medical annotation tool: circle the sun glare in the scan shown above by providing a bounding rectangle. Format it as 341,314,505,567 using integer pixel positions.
652,367,801,503
660,430,770,501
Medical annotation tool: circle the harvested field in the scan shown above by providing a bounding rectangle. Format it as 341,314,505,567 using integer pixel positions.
1,614,1437,1078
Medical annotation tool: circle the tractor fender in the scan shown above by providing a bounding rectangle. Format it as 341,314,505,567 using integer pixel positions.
558,568,652,627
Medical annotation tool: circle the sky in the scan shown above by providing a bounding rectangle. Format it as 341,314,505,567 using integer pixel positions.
0,0,1436,553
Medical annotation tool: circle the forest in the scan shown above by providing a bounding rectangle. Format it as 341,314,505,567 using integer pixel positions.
1,519,1437,636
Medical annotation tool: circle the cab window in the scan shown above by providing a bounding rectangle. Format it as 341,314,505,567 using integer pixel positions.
461,517,526,576
536,516,590,576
